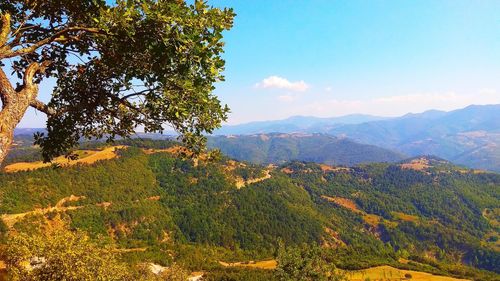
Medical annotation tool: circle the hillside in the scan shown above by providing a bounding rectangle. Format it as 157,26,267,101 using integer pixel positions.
208,133,406,166
0,143,498,280
212,105,500,172
15,104,500,171
322,105,500,172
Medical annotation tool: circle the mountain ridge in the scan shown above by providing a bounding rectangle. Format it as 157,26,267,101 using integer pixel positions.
215,104,500,172
208,133,406,166
12,104,500,171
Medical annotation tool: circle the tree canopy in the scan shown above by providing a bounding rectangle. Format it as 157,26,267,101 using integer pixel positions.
0,0,234,163
5,229,132,281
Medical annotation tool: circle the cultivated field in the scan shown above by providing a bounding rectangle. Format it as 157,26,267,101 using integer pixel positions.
400,158,431,171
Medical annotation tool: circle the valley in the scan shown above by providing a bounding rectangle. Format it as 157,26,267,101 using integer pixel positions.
0,141,498,280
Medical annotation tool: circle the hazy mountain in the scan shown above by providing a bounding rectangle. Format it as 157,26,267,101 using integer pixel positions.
208,133,406,166
13,128,46,136
328,104,500,171
13,105,500,171
214,114,389,135
212,105,500,172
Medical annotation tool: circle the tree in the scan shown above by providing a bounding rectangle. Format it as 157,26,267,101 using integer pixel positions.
275,241,346,281
159,263,190,281
5,229,132,281
0,0,234,163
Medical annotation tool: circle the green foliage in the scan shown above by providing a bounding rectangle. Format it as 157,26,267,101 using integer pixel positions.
149,153,324,251
0,143,499,279
275,241,346,281
4,229,131,281
205,268,277,281
283,160,500,274
1,0,234,161
0,147,158,214
158,263,190,281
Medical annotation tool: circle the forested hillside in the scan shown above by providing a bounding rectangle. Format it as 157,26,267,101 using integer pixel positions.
0,142,498,280
208,133,405,166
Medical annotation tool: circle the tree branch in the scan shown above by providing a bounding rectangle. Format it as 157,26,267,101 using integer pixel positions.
30,99,57,116
1,26,103,59
0,13,11,47
23,61,50,88
23,62,58,116
119,89,155,102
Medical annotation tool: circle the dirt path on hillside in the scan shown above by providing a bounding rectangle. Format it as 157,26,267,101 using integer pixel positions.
1,195,85,228
235,168,272,189
1,194,164,229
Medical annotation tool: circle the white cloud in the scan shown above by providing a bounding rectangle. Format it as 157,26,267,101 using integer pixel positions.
325,86,332,92
255,76,309,92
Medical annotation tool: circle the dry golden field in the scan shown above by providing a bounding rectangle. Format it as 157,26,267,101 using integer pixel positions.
392,212,420,223
321,195,362,213
3,146,126,173
345,265,469,281
217,260,470,281
400,158,431,171
219,260,278,269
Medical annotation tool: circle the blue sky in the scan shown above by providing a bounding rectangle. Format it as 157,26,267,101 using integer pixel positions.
18,0,500,127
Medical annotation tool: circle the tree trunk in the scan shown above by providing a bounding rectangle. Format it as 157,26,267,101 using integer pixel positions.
0,83,39,166
0,122,14,164
0,100,35,165
0,112,15,164
0,13,47,165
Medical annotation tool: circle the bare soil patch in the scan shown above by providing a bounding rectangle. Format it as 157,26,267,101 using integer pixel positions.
400,158,431,171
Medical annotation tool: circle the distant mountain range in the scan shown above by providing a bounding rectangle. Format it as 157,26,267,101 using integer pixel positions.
13,104,500,172
214,114,389,135
215,104,500,172
328,104,500,171
208,133,405,166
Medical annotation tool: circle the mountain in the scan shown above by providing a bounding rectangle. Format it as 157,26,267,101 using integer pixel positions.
328,104,500,171
13,104,500,171
208,133,406,166
0,143,498,280
212,105,500,172
214,114,389,135
13,128,46,136
9,131,405,167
